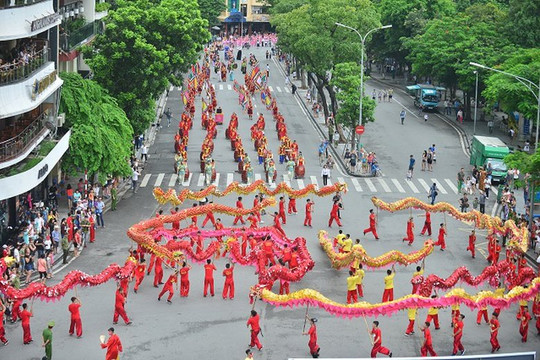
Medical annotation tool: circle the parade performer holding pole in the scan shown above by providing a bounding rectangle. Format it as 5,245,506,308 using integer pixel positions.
101,327,123,360
302,316,320,358
247,310,263,351
370,321,392,358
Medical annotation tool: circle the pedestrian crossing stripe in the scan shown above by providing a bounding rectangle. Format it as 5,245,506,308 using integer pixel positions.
378,178,391,192
219,84,223,90
227,84,232,90
364,178,377,192
417,178,431,193
444,179,459,194
284,87,290,93
137,172,463,196
430,178,447,195
351,178,362,192
391,178,405,193
268,86,274,92
276,86,282,92
140,174,151,188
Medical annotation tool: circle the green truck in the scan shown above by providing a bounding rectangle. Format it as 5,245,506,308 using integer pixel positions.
469,136,510,183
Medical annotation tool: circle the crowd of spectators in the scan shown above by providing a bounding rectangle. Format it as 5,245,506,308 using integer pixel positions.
0,39,47,84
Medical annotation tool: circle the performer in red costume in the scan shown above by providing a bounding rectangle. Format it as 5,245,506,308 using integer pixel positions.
203,259,217,297
328,200,342,227
222,263,235,299
158,269,179,303
113,287,131,325
68,296,83,337
363,209,379,240
402,217,415,245
370,321,392,358
302,317,321,358
247,310,263,350
101,327,123,360
304,199,314,227
180,262,191,297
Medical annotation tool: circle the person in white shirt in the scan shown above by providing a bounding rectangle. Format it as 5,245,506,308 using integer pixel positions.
141,144,148,162
132,168,140,193
321,165,331,186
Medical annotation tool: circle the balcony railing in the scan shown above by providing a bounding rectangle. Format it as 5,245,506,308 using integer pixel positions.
0,48,49,85
0,0,49,9
0,112,49,163
60,21,103,52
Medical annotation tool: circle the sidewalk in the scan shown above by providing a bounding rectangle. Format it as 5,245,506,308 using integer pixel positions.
22,90,168,284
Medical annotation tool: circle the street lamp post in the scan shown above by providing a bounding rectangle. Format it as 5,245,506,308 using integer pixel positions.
469,62,540,151
473,70,478,134
336,22,392,151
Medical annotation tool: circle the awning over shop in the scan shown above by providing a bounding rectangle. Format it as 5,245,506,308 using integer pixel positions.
224,11,246,23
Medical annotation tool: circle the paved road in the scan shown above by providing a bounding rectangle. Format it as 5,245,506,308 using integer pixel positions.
2,46,538,360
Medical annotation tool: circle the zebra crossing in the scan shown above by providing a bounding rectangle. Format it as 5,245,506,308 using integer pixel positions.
137,172,461,195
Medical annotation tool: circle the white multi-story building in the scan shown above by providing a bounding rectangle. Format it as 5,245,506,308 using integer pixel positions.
0,0,69,241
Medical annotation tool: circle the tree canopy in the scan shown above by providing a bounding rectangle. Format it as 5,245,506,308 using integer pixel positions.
198,0,226,27
59,72,134,183
84,0,210,134
483,48,540,121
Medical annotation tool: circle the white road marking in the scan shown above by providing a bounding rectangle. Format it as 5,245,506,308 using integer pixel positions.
276,86,282,92
351,178,363,192
268,86,274,92
297,179,305,189
430,178,447,194
364,178,377,192
378,178,391,192
226,173,234,186
197,174,205,187
154,173,165,187
212,173,220,186
444,179,459,194
284,87,290,93
337,177,345,185
227,84,232,90
219,84,223,90
168,174,178,187
391,178,406,193
283,173,291,187
255,173,261,181
310,176,319,189
405,179,420,193
140,174,151,188
326,178,332,186
417,178,431,193
182,172,192,187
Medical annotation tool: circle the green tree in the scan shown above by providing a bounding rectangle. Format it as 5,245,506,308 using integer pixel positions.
483,48,540,124
504,148,540,221
198,0,226,27
330,62,375,130
403,2,512,119
59,73,134,183
84,0,210,134
272,0,380,118
506,0,540,49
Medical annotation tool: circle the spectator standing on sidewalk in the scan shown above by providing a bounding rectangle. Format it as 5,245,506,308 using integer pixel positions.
164,107,172,127
457,168,465,194
479,191,486,214
408,155,416,177
132,168,140,193
141,144,148,163
95,197,105,228
400,109,406,125
61,234,70,264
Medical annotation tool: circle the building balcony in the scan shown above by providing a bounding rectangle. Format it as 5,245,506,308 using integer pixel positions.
0,0,61,41
0,130,71,201
0,47,49,86
0,61,63,119
0,110,52,169
59,20,103,52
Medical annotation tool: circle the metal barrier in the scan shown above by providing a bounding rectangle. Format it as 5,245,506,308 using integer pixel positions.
0,112,49,163
0,48,49,85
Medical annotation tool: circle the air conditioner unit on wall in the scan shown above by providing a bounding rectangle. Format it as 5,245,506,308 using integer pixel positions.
57,113,66,127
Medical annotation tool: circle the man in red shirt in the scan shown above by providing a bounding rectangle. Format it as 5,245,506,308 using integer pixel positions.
363,209,379,240
452,314,465,355
328,200,342,227
113,287,131,325
222,263,235,299
489,312,500,352
203,259,217,297
273,211,286,236
304,199,313,227
263,235,276,266
11,299,22,323
171,207,180,230
519,307,531,342
281,244,292,264
202,207,216,228
0,300,8,345
402,217,415,245
191,203,198,227
370,321,392,358
253,195,263,224
419,211,431,236
247,212,259,228
158,269,179,303
492,241,502,264
214,217,224,242
133,258,146,293
288,196,297,215
467,230,476,258
101,327,123,360
233,197,246,225
153,257,164,287
419,321,437,357
278,196,287,224
68,296,83,337
435,223,446,251
247,310,263,350
302,317,320,358
179,262,191,297
20,302,33,344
